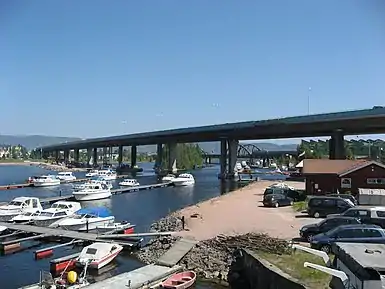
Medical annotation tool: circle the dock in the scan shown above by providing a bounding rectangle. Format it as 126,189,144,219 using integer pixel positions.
156,237,197,267
0,183,32,190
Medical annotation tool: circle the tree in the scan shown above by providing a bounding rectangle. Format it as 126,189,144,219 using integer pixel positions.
161,144,204,170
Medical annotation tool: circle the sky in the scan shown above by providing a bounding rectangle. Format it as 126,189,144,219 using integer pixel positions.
1,1,385,142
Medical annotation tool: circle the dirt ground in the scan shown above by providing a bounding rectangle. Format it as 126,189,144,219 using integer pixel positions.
177,180,317,241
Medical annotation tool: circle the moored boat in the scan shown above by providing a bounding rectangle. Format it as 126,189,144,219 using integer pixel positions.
0,197,43,222
56,172,77,181
172,174,195,187
72,182,111,201
33,201,82,227
32,175,61,187
118,179,140,187
162,174,176,183
161,271,197,289
76,242,123,269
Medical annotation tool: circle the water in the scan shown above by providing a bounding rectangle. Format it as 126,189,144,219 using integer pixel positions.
0,163,287,288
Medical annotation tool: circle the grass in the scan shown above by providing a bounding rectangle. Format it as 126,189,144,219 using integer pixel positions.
292,201,307,212
258,250,331,289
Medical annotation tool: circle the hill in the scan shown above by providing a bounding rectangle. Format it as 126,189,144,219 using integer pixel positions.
0,135,81,150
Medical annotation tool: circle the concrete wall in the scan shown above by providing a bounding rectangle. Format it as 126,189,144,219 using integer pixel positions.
228,249,309,289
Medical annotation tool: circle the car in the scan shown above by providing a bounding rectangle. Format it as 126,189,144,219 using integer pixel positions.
310,224,385,253
307,196,354,218
327,194,358,206
263,187,304,202
299,216,361,242
327,206,385,228
263,193,293,208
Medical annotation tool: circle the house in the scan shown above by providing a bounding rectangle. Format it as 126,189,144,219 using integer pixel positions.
302,159,385,196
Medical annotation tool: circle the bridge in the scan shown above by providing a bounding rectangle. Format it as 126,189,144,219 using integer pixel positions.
39,106,385,178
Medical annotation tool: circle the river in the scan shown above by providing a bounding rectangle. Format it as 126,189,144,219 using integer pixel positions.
0,162,286,288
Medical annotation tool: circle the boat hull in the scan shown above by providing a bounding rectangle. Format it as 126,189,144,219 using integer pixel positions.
162,271,197,289
118,182,139,187
172,180,195,187
0,214,19,222
73,191,112,201
33,181,61,187
60,217,115,231
34,217,65,227
77,247,123,269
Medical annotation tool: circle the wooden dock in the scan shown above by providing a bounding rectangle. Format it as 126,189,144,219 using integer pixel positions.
0,183,32,190
156,237,197,267
111,182,172,194
83,264,182,289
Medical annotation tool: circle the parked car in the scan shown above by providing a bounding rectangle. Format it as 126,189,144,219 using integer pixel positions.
263,187,304,202
327,193,358,206
263,194,293,208
310,224,385,253
299,216,361,242
307,196,354,218
327,206,385,228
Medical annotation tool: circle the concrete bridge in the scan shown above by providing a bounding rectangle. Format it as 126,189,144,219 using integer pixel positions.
38,106,385,178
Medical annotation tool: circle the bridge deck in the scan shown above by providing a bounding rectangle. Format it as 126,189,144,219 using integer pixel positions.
156,237,197,267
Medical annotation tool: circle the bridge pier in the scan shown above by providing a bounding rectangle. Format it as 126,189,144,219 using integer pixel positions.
131,146,137,167
227,139,239,177
168,143,177,173
220,140,228,178
92,148,98,166
102,147,107,165
74,149,80,163
118,145,123,166
329,129,345,160
155,144,163,170
54,150,59,163
63,150,69,164
86,148,92,165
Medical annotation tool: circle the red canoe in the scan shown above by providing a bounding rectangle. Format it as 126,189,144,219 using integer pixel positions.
161,271,197,289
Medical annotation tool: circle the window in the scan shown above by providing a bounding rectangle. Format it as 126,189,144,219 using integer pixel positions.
367,178,385,185
376,211,385,218
322,199,335,207
337,199,349,207
364,229,383,238
85,248,97,255
336,229,356,238
55,212,67,217
310,199,322,206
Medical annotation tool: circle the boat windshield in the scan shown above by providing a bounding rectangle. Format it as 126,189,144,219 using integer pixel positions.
23,212,34,216
51,204,68,209
76,213,95,219
40,212,54,217
8,201,24,206
85,248,97,255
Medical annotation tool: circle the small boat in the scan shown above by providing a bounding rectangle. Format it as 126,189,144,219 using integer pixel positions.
118,179,140,187
72,182,111,201
32,175,61,187
161,271,197,289
95,221,133,234
0,225,8,234
162,174,176,183
33,201,82,227
10,210,41,223
56,172,77,181
51,207,115,231
85,169,99,177
172,174,195,187
97,169,117,180
76,242,123,269
0,197,43,222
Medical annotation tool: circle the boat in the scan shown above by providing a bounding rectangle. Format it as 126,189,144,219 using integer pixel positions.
10,210,41,223
0,225,7,234
74,177,113,191
0,197,43,222
97,169,117,180
162,174,176,183
51,207,115,231
56,172,77,181
161,271,197,289
118,179,140,187
95,221,133,234
76,242,123,269
172,174,195,187
85,169,99,177
32,175,61,187
33,201,82,227
72,182,111,201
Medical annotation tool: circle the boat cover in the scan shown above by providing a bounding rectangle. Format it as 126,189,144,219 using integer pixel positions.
75,207,111,217
79,242,120,261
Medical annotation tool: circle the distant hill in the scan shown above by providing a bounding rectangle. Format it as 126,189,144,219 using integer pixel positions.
0,135,81,150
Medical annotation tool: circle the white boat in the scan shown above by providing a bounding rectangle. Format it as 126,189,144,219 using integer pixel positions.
97,169,117,180
0,225,7,234
32,175,61,187
162,174,176,183
172,173,195,186
33,201,82,227
118,179,140,187
72,182,111,201
76,242,123,269
85,169,99,177
10,210,41,223
96,221,132,234
51,207,115,231
0,197,43,222
56,172,77,181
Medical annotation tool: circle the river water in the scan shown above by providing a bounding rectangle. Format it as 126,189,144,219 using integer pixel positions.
0,163,286,288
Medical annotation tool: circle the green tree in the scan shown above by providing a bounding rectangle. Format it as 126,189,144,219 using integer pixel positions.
161,143,203,170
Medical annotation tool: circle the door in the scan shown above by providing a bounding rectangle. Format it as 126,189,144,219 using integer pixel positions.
336,199,350,214
321,199,337,216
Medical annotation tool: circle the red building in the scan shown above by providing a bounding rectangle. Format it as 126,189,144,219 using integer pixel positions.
302,159,385,196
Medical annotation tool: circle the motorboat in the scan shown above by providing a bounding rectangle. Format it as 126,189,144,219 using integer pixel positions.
51,207,115,231
0,197,43,222
269,182,295,190
172,174,195,187
33,201,82,227
56,172,77,181
162,174,176,183
10,210,41,223
85,169,99,177
72,182,112,201
76,242,123,269
97,169,117,180
0,225,7,234
96,221,133,234
32,175,61,187
74,177,113,191
161,271,197,289
118,179,140,187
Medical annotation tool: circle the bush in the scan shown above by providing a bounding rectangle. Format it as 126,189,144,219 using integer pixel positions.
292,201,307,212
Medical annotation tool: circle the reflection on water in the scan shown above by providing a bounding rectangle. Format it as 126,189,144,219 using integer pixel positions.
79,198,112,209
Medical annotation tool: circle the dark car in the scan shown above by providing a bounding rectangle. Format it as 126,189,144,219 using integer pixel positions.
299,216,361,241
307,196,354,218
310,224,385,253
327,194,358,206
263,194,293,208
327,206,385,228
263,187,304,202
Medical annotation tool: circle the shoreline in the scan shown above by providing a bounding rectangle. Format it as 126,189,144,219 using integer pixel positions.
0,161,87,172
135,180,310,282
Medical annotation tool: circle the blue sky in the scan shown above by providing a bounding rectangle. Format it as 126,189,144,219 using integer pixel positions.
1,1,384,142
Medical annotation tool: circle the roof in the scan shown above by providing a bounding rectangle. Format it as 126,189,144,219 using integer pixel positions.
339,160,385,177
76,207,111,218
39,106,385,150
302,159,365,175
334,242,385,271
